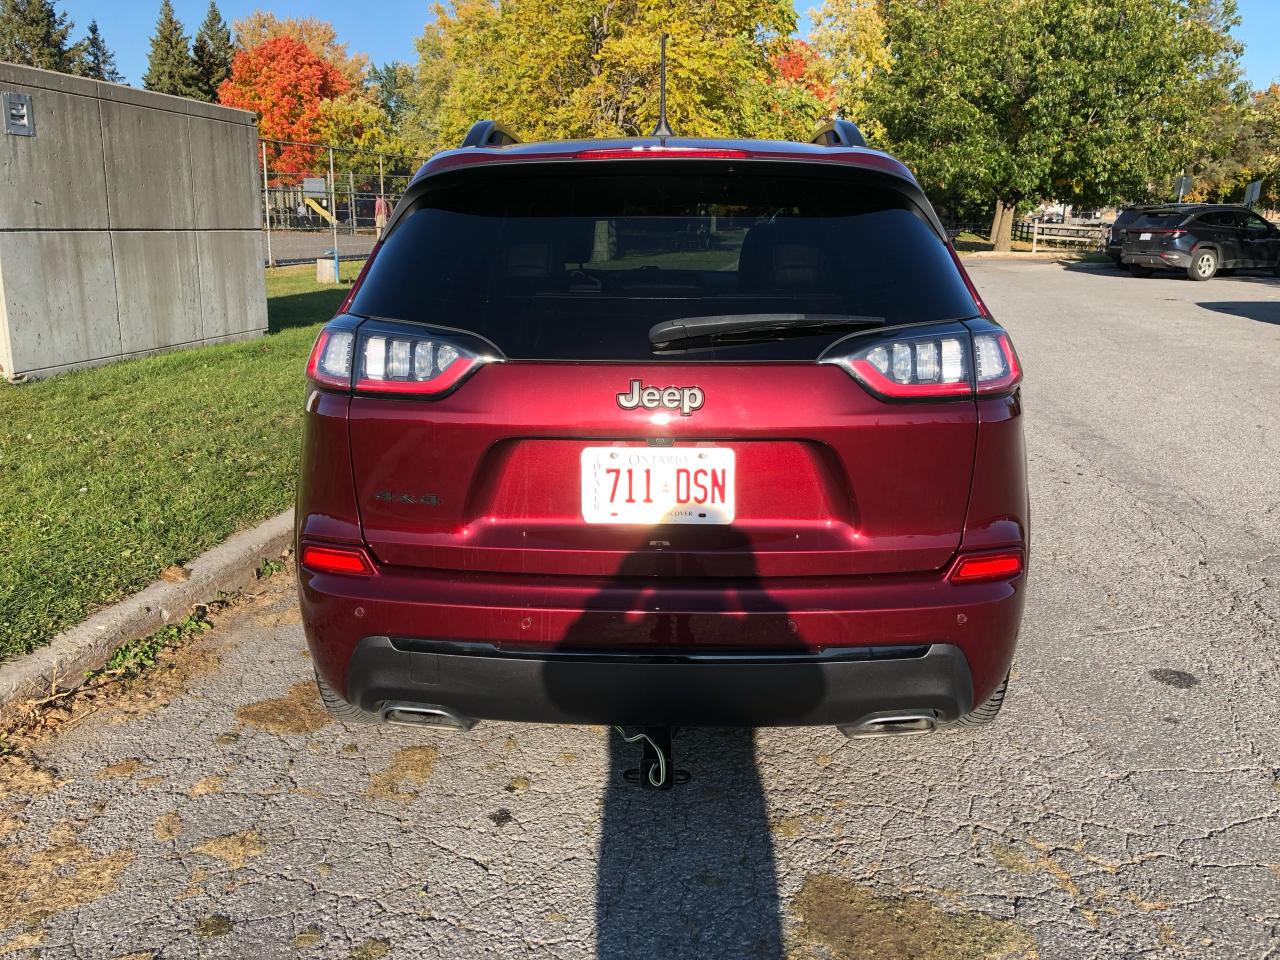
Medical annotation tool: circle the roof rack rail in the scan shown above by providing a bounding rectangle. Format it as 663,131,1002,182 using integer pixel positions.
460,120,520,149
810,119,867,149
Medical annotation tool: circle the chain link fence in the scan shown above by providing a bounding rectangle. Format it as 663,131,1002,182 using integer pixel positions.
258,138,427,267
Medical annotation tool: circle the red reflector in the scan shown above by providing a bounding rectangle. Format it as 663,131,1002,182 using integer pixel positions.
301,545,374,576
574,146,750,160
949,553,1023,582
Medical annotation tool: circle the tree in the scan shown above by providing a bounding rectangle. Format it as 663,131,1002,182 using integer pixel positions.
80,20,123,82
192,0,233,102
367,61,414,132
143,0,199,98
218,35,351,177
231,12,368,85
407,0,799,154
810,0,890,136
866,0,1246,249
0,0,83,73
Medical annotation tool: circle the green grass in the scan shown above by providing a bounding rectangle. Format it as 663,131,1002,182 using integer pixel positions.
0,262,361,663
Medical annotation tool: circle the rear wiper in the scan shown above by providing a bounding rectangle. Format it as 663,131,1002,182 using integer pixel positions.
649,313,885,350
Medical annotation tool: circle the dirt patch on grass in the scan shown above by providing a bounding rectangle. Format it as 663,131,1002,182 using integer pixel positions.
192,830,265,870
0,754,58,802
367,746,438,803
0,820,134,933
236,681,331,735
791,874,1037,960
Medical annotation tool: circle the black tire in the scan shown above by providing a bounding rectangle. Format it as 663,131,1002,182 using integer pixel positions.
315,670,381,723
952,675,1009,729
1187,247,1217,281
1128,264,1151,277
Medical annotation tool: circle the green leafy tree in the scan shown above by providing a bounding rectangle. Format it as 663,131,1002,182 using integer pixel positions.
192,0,234,102
81,20,123,82
367,61,414,132
866,0,1246,249
0,0,83,73
143,0,199,98
810,0,890,137
406,0,800,154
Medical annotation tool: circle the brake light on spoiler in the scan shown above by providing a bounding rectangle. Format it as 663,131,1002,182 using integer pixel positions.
574,146,751,160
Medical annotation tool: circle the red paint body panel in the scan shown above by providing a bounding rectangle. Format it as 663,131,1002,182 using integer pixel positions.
346,363,976,578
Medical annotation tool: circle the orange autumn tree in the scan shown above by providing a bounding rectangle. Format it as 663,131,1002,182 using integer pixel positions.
218,35,350,180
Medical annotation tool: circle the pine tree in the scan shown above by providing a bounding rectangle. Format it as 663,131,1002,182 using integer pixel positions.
192,0,233,102
0,0,81,73
142,0,198,98
81,19,124,83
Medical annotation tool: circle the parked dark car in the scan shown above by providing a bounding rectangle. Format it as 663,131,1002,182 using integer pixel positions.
1122,204,1280,280
1106,203,1200,265
295,119,1028,782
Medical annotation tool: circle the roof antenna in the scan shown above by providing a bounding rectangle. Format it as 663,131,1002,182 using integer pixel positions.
650,34,675,139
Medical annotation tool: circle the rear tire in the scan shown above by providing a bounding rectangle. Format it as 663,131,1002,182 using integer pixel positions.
1188,248,1218,281
315,670,381,723
951,675,1009,729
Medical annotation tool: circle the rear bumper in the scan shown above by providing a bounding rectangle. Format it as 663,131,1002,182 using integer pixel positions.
300,560,1024,726
1123,251,1190,269
346,636,974,727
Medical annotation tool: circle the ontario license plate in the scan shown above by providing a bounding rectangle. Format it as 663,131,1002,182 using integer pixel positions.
1140,232,1152,240
580,447,735,525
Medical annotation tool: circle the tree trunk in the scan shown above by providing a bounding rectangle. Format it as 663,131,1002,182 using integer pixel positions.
989,199,1006,245
992,201,1015,252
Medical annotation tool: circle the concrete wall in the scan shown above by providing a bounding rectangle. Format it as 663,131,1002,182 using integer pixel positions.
0,63,267,380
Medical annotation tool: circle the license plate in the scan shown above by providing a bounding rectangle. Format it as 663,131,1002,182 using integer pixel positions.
1140,232,1152,240
580,446,735,525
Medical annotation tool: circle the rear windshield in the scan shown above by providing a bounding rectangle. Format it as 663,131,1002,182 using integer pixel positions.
351,166,978,361
1130,212,1191,230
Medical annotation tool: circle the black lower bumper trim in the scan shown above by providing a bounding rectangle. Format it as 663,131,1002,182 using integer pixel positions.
345,636,974,728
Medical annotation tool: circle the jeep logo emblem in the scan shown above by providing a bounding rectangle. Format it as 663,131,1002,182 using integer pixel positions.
617,379,704,416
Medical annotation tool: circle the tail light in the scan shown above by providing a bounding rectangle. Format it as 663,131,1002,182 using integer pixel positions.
306,319,501,398
300,544,375,576
948,551,1024,582
821,324,1021,400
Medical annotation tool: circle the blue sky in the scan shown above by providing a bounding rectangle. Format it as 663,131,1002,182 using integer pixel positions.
64,0,1280,91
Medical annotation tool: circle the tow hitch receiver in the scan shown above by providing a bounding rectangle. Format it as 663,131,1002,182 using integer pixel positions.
615,726,690,789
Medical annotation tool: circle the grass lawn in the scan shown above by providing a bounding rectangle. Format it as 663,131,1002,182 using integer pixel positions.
0,262,362,663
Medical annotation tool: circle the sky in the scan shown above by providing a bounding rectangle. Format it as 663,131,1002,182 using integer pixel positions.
61,0,1280,92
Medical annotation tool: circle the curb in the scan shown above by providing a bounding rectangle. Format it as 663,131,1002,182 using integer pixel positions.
0,509,295,720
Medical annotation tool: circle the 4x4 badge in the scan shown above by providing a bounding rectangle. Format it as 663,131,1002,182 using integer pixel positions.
616,379,705,416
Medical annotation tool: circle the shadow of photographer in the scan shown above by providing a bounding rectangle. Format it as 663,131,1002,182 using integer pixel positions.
542,526,826,958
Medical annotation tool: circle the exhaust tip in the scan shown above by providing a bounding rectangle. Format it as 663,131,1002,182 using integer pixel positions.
838,711,937,739
381,703,476,731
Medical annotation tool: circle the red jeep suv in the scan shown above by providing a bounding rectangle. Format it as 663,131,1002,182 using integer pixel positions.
296,120,1027,753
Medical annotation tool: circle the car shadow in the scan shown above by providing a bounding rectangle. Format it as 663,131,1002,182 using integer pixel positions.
542,526,825,958
1196,301,1280,325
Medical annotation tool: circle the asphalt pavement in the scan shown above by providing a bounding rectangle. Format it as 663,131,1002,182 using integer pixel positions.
2,259,1278,960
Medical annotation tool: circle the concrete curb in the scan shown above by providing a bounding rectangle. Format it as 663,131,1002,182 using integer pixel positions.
0,509,295,720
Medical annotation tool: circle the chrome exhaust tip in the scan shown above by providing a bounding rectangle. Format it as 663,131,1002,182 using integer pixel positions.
838,711,938,739
381,703,476,731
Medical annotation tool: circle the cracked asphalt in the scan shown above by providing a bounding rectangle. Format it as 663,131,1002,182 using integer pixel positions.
2,260,1279,960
